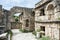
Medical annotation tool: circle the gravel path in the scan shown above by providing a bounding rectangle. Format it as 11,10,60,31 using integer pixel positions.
11,29,37,40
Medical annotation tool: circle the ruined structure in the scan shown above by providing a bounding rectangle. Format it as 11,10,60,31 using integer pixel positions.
10,6,35,31
0,5,10,34
0,5,10,40
35,0,60,40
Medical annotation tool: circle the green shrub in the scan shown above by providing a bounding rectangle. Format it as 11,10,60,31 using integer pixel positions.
13,15,19,22
15,19,18,22
40,36,50,40
58,17,60,20
37,29,41,32
32,31,36,36
7,30,13,40
19,28,33,33
19,29,30,33
10,31,13,40
29,30,33,32
19,28,23,32
22,29,28,33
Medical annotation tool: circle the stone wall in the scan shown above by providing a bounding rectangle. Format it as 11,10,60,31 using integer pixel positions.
35,0,60,40
0,5,9,34
35,22,60,40
10,7,35,31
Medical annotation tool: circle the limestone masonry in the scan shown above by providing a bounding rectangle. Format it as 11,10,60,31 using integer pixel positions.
0,0,60,40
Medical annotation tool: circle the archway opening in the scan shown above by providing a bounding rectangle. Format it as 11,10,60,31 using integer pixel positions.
47,4,54,20
26,19,29,27
47,4,54,10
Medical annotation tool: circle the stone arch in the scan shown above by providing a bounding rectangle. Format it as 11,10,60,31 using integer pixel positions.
45,1,58,13
45,3,55,20
45,1,57,11
46,4,54,15
47,4,54,10
32,11,35,16
26,19,29,27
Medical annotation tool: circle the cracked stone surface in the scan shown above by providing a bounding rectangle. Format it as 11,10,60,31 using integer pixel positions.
11,29,37,40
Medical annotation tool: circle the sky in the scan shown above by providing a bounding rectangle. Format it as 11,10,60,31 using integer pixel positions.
0,0,40,10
